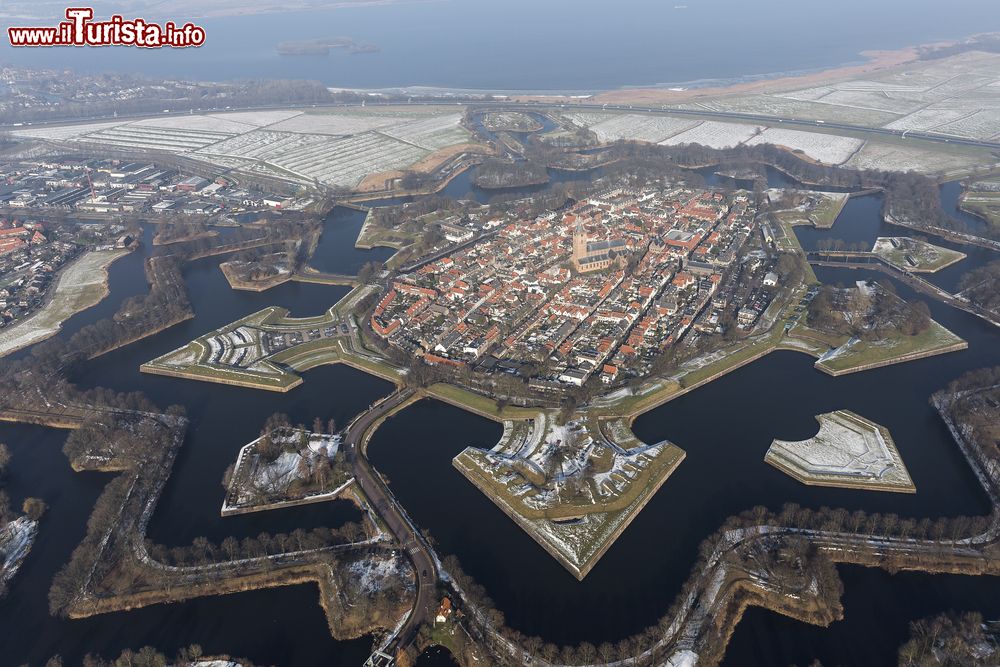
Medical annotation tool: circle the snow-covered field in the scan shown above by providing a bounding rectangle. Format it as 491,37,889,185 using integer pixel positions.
72,125,237,152
12,108,475,188
11,120,125,141
268,112,407,136
205,110,303,127
934,110,1000,140
844,141,984,174
766,410,913,490
681,94,901,126
885,108,973,133
378,113,469,150
571,113,700,144
744,128,864,164
130,114,256,134
659,121,763,149
672,52,1000,142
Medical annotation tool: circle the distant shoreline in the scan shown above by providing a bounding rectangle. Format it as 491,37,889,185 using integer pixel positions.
0,0,436,21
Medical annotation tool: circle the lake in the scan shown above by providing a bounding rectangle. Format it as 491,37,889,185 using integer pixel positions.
2,0,999,91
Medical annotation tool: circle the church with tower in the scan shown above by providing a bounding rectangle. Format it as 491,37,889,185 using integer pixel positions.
571,219,629,273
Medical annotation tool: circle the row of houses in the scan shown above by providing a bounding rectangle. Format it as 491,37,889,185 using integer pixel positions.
371,185,764,388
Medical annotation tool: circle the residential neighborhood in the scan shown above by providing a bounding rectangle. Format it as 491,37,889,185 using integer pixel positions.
0,217,127,330
371,186,774,388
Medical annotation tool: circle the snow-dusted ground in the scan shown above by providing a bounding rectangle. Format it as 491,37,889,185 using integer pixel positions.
11,108,473,187
205,110,304,127
679,94,900,126
455,413,683,573
0,517,38,591
871,236,966,272
268,112,409,136
766,410,913,489
230,430,343,505
934,109,1000,141
347,554,408,595
659,121,763,149
845,140,984,174
695,52,1000,137
666,649,700,667
11,120,125,141
571,113,700,144
743,128,864,165
130,115,256,134
885,108,973,133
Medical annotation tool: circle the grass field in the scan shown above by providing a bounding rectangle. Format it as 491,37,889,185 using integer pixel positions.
770,192,849,230
813,319,966,375
960,182,1000,227
871,237,967,273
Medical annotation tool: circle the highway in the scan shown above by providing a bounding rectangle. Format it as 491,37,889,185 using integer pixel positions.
8,98,1000,154
342,388,438,657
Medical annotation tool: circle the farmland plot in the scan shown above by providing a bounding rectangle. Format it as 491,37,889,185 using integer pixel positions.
885,108,974,133
12,121,127,141
809,89,923,115
73,125,235,152
131,115,256,134
659,121,763,149
582,114,700,143
267,112,410,136
206,110,304,127
775,86,838,102
679,94,902,126
561,112,620,129
10,107,479,189
845,141,984,174
934,109,1000,140
378,113,468,150
231,131,429,186
744,128,864,165
198,130,326,160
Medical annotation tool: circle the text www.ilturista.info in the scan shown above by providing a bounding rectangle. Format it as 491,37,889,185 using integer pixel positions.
7,8,206,48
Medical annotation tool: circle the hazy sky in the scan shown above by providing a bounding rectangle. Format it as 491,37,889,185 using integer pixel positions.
2,0,999,89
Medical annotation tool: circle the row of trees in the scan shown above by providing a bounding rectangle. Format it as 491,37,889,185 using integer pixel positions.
144,524,368,568
958,259,1000,313
472,158,549,189
444,495,996,667
814,238,872,253
54,256,193,363
45,643,254,667
807,282,931,339
0,77,334,125
943,366,1000,462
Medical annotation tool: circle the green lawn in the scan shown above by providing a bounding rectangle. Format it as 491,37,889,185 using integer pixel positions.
815,319,966,374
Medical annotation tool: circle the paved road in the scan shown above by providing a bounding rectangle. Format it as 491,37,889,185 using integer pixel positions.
342,388,438,653
9,100,1000,153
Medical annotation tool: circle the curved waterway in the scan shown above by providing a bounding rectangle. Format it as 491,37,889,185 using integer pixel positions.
1,170,999,664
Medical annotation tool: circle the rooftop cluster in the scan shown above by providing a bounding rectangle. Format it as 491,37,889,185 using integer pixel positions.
372,186,760,387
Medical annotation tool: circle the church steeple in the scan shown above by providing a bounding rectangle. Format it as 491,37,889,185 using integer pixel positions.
572,220,588,260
